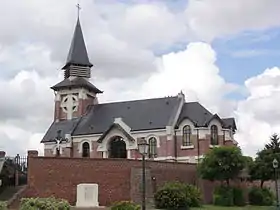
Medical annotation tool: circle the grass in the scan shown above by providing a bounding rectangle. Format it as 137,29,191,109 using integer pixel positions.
191,205,274,210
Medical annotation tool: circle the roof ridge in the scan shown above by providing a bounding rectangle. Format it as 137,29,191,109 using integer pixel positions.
98,96,178,105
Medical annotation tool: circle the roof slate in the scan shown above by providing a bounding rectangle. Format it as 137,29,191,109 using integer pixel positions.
51,77,102,93
62,18,93,69
41,97,237,143
73,96,181,136
176,102,236,129
41,118,81,143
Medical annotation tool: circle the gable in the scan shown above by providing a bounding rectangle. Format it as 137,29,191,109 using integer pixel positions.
97,123,135,143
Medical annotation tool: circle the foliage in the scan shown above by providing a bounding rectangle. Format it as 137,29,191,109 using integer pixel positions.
265,133,280,152
110,201,140,210
161,181,202,207
249,149,275,187
154,187,189,210
213,185,234,206
0,201,7,210
213,186,246,207
232,187,246,206
198,146,245,185
248,186,274,206
20,197,71,210
154,181,203,209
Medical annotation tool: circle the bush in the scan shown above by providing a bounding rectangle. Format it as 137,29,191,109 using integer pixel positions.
154,181,201,209
154,187,189,210
111,201,140,210
0,202,7,210
161,182,201,207
20,197,71,210
213,186,234,206
232,187,246,206
248,186,274,206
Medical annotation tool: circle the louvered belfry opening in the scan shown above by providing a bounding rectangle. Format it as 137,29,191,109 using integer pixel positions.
64,64,91,79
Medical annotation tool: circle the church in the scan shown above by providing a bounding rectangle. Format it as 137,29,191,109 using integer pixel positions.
41,16,238,163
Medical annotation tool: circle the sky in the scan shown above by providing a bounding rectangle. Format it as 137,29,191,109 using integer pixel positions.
0,0,280,157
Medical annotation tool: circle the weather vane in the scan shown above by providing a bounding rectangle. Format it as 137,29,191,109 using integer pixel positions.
76,2,81,18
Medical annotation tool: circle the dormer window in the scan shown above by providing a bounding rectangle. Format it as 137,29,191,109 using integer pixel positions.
210,125,218,145
182,125,192,146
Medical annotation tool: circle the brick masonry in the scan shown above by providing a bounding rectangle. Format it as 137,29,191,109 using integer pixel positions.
23,153,215,207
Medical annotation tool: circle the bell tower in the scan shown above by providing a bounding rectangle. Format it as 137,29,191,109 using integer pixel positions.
51,14,102,122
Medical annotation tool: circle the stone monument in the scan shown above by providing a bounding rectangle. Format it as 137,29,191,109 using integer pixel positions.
76,183,99,207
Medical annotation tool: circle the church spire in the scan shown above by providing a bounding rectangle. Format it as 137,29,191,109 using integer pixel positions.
62,17,93,70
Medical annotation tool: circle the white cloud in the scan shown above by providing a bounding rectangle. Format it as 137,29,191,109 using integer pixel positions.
0,0,280,157
185,0,280,41
235,68,280,156
140,42,239,116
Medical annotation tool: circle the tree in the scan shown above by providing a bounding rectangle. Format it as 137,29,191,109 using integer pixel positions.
198,146,245,186
248,133,280,187
249,147,280,187
265,133,280,152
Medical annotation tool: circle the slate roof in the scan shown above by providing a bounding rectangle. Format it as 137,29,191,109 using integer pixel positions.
41,118,81,143
41,97,237,143
51,77,103,93
62,18,93,69
176,102,236,130
73,96,181,136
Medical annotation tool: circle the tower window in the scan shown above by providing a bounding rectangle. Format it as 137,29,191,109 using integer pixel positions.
210,125,218,145
182,125,192,146
82,142,90,158
148,137,157,158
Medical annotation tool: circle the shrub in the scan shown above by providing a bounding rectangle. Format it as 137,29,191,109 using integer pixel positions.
154,187,189,210
248,186,274,206
213,185,234,206
111,201,140,210
20,197,71,210
161,181,202,207
232,187,246,206
0,201,7,210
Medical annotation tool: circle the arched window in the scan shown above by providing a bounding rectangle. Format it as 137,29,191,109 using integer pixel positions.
82,142,90,158
148,137,157,158
182,125,192,146
210,125,218,145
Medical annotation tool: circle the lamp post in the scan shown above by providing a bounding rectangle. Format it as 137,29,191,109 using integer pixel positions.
138,138,149,210
273,158,280,209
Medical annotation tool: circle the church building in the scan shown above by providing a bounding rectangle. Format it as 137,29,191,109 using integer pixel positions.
41,16,238,163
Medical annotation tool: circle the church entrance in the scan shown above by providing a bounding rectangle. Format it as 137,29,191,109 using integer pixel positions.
108,136,127,158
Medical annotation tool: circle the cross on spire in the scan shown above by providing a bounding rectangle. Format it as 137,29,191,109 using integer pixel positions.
76,3,81,19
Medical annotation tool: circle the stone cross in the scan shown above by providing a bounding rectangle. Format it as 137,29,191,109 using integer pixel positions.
60,95,79,120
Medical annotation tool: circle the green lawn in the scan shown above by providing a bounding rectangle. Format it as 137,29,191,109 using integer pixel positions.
191,205,274,210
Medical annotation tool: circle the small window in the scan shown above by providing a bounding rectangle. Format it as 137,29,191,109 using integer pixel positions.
211,125,218,145
182,125,192,146
82,142,90,158
148,137,157,158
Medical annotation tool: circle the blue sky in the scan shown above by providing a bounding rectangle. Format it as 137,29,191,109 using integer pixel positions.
214,28,280,86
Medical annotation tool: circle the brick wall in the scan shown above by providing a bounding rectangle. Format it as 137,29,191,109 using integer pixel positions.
25,153,201,206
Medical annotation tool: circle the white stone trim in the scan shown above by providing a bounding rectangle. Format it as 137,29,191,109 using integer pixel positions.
72,134,102,142
96,127,137,152
209,145,220,148
145,135,160,148
78,139,93,153
114,118,131,133
181,145,194,149
131,129,166,134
